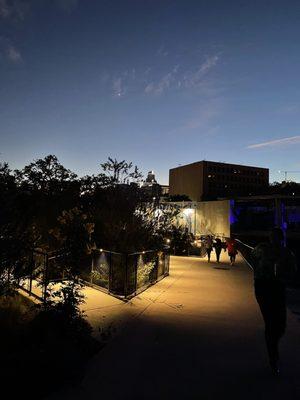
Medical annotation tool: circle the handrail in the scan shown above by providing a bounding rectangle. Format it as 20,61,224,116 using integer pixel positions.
128,249,156,256
235,239,254,270
93,248,161,256
235,239,254,250
92,248,122,255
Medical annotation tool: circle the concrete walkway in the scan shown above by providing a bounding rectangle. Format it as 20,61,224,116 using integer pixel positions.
51,253,300,400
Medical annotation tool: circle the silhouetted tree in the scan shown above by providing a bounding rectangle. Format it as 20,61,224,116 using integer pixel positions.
0,154,181,294
269,181,300,196
168,194,191,202
14,155,77,192
0,163,30,294
14,155,80,249
100,157,142,185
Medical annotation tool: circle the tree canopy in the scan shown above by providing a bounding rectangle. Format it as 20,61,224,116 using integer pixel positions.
0,155,178,294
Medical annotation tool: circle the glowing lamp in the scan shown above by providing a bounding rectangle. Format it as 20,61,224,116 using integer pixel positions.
183,208,193,216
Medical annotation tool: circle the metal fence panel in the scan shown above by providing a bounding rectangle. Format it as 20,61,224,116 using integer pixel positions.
18,250,47,300
47,254,65,282
109,252,126,296
125,254,137,296
19,247,170,300
135,251,157,291
91,250,110,289
77,253,93,283
165,253,170,275
157,251,165,278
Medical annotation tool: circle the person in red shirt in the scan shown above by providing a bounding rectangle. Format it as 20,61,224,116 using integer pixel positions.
226,237,238,266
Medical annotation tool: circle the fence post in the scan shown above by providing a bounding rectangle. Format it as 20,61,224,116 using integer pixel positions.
124,253,128,299
43,253,48,305
7,266,10,291
29,251,34,294
165,250,170,276
134,254,138,296
108,251,112,294
155,253,159,282
91,251,94,284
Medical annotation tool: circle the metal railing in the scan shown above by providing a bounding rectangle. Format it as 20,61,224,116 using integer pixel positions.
235,238,300,288
191,233,255,268
235,239,254,270
89,248,170,299
18,249,70,302
18,247,170,301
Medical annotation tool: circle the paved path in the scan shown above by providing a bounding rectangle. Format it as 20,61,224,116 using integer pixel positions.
51,253,300,400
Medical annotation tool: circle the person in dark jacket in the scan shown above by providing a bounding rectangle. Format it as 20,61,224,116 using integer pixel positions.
204,235,213,262
251,227,297,375
213,238,226,263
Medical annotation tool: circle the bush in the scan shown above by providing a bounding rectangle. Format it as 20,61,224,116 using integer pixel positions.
1,292,100,399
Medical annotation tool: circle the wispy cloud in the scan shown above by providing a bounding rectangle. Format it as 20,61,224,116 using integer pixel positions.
144,65,179,95
144,67,151,76
182,99,223,134
0,37,22,63
107,54,220,98
277,104,300,115
247,135,300,149
157,45,168,57
0,0,79,18
144,54,220,96
0,2,27,65
166,98,224,139
0,0,27,21
56,0,79,12
184,106,220,131
181,55,219,89
111,69,137,98
6,43,22,63
112,77,126,98
0,0,9,18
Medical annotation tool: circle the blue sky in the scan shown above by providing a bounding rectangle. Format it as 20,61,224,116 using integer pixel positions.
1,0,300,184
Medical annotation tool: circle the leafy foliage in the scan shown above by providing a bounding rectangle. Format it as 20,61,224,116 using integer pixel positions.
167,194,191,201
168,225,193,255
269,181,300,195
0,154,177,396
100,157,142,185
0,154,176,297
14,154,78,192
0,163,34,294
50,208,94,272
1,293,99,399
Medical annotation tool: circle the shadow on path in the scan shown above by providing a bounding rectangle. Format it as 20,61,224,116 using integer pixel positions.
49,254,300,400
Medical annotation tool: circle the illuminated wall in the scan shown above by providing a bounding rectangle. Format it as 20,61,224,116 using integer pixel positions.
195,200,231,237
173,200,231,237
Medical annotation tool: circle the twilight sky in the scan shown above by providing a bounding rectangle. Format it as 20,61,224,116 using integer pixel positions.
1,0,300,184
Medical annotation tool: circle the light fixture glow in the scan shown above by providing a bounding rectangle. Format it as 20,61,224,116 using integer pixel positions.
183,208,194,216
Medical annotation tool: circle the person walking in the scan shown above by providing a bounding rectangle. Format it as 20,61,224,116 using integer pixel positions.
227,237,238,265
251,227,297,375
205,235,213,262
213,237,226,263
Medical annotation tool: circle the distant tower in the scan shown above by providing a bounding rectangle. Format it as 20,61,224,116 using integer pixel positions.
145,171,157,184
